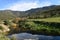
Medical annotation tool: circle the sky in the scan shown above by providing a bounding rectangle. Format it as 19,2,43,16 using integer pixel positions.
0,0,60,11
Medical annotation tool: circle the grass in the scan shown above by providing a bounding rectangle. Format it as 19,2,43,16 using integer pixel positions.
28,17,60,23
0,33,16,40
0,33,10,40
0,26,3,30
6,17,60,36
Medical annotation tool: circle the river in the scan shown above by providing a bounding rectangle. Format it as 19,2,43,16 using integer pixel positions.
8,33,60,40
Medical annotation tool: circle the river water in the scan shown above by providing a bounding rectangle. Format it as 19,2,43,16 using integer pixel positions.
8,33,60,40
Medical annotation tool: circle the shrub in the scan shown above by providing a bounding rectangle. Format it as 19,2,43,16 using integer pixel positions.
0,26,3,30
0,33,10,40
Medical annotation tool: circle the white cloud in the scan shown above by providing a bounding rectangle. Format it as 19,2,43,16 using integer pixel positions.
6,2,39,11
5,0,52,11
39,1,52,7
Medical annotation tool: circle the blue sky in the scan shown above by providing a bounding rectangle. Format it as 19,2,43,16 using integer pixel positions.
0,0,60,11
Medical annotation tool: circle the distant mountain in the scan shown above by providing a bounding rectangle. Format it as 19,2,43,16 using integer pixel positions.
0,10,17,20
0,5,60,20
25,5,60,18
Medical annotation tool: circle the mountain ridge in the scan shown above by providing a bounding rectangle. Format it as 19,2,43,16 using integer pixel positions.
0,5,60,20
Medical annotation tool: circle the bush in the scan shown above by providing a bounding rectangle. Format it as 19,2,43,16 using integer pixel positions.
0,33,10,40
11,36,16,40
4,20,10,25
0,26,3,30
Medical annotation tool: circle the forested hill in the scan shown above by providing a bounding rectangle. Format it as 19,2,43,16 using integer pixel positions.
0,5,60,20
25,5,60,18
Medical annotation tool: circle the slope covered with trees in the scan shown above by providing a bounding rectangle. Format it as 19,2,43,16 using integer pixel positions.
0,5,60,19
25,5,60,18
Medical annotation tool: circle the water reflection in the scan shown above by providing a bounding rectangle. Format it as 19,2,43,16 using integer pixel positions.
8,33,60,40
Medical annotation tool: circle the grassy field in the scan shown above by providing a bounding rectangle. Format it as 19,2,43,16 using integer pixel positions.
28,17,60,23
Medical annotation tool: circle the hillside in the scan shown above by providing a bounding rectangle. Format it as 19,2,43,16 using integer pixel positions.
0,10,17,20
0,5,60,20
25,5,60,18
0,5,60,36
